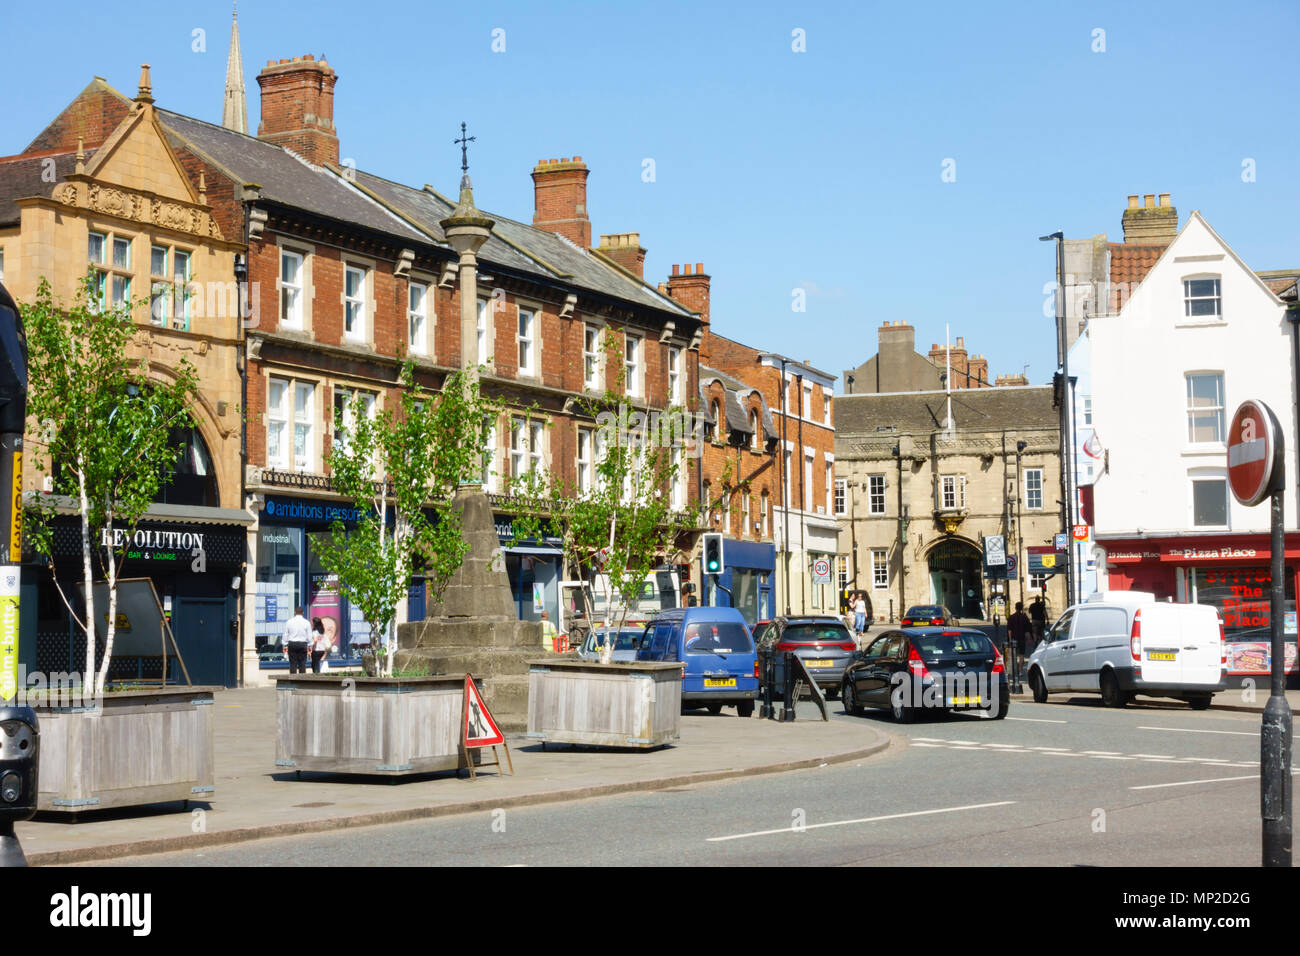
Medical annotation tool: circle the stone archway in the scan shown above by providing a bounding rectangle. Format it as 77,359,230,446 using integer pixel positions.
926,537,984,619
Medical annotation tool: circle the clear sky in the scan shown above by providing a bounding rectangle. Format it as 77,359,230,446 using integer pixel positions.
4,0,1297,389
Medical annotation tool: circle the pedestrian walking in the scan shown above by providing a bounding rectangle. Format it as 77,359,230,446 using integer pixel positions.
311,616,335,673
1008,602,1030,658
284,606,312,675
1029,595,1047,648
853,593,867,637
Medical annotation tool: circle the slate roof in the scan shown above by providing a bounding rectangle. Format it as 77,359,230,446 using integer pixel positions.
157,109,429,244
835,385,1058,437
0,150,88,226
352,170,691,317
700,364,778,440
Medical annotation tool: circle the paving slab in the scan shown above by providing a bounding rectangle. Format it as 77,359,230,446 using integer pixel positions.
17,685,890,865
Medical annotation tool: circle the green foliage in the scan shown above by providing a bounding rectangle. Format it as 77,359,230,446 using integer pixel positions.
510,327,691,659
313,362,495,677
23,272,200,695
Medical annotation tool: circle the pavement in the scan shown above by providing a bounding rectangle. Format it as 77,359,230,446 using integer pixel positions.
17,685,891,866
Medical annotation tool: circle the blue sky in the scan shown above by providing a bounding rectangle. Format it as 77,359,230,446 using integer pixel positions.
4,0,1297,389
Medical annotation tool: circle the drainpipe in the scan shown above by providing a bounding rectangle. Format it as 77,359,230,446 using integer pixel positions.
797,372,805,613
779,359,790,615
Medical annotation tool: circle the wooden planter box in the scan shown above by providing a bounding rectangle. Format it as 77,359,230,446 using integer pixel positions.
275,675,482,777
35,688,217,813
526,660,682,749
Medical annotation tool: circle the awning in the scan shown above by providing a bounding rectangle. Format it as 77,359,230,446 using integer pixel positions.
24,494,256,526
503,545,562,557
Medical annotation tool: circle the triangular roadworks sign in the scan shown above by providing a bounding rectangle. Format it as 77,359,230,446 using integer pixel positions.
463,674,504,748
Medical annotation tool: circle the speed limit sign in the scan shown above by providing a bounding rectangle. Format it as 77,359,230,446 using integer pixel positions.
812,558,832,584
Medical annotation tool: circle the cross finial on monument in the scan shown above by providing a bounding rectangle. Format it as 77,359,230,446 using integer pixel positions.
455,121,476,175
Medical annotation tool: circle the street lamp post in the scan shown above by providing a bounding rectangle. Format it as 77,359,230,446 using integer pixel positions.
1016,440,1027,608
1041,231,1075,611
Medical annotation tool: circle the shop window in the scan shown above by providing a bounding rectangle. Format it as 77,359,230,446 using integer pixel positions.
256,525,303,653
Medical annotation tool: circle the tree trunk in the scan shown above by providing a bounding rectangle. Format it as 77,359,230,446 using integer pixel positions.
97,523,119,696
76,462,96,695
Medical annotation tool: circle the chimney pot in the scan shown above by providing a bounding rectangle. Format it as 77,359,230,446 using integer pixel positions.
696,262,704,273
1128,194,1139,209
672,264,680,276
1144,193,1155,208
256,55,341,166
1159,193,1171,206
573,155,582,162
685,264,693,275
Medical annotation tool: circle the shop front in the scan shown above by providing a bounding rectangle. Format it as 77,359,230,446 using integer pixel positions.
255,495,376,671
29,513,248,687
1100,532,1300,682
704,538,775,626
494,514,562,625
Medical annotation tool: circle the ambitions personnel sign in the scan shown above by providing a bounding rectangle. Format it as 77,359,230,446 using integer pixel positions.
1227,400,1284,507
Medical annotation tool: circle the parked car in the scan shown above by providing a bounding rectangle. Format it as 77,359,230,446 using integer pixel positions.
751,620,775,647
636,607,759,716
901,604,959,627
577,627,643,662
758,616,858,699
841,627,1009,722
1025,591,1226,709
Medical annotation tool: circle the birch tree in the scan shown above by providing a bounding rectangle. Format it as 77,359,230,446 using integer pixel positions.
314,363,492,677
24,274,199,696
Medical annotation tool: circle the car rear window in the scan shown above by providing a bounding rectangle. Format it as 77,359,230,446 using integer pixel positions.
905,606,945,619
912,632,991,657
781,623,851,644
590,629,642,651
683,622,753,655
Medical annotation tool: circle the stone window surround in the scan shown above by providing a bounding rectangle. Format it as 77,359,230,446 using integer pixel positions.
276,237,314,333
406,271,436,356
265,369,325,473
339,252,376,348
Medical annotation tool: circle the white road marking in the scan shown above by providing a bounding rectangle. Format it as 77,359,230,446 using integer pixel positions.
946,740,980,745
1030,746,1069,751
1090,754,1135,760
984,743,1024,748
1082,751,1122,755
1139,726,1256,737
911,743,946,748
1130,754,1174,758
1130,774,1259,790
1008,716,1067,723
706,801,1016,843
912,738,946,742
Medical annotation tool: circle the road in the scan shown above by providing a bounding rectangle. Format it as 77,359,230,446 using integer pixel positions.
100,696,1272,867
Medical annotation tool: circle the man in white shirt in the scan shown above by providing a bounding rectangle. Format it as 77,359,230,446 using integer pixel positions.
284,606,312,674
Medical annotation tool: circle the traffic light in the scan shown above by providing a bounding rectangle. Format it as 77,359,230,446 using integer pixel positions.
702,533,724,575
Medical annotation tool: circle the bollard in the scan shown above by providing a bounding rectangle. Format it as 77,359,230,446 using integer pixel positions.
780,651,796,721
0,704,38,867
759,648,774,720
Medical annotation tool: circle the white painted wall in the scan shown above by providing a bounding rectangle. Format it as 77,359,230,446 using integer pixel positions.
1091,212,1294,537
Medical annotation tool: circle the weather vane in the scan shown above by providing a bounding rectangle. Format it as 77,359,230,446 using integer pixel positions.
454,122,476,175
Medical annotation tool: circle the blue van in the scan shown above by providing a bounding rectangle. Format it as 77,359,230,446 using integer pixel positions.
637,607,759,716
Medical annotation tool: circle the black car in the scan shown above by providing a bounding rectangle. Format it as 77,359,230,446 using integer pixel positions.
841,626,1008,722
901,604,959,627
757,616,858,699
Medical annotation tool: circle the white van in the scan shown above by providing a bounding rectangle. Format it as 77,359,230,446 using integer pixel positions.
1025,591,1226,709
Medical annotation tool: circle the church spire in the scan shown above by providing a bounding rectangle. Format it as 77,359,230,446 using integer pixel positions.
222,2,248,134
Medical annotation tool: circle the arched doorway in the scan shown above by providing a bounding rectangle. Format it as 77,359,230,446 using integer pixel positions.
927,539,983,619
155,422,220,507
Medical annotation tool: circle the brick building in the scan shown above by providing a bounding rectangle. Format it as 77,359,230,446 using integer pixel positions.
698,325,838,618
10,47,705,685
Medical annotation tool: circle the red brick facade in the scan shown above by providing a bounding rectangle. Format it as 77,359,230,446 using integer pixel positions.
255,56,339,167
531,158,591,249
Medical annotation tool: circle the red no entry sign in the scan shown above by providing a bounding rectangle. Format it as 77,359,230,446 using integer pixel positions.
1227,400,1284,507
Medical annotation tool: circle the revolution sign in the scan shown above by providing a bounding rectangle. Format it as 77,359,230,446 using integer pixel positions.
1227,400,1284,507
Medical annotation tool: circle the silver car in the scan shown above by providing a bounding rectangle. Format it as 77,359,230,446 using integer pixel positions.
578,627,644,662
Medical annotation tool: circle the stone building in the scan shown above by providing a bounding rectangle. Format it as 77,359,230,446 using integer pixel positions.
0,67,250,686
834,385,1065,623
842,321,991,395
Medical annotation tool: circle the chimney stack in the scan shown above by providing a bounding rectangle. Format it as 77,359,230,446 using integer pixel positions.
666,262,710,324
256,55,339,166
1121,191,1177,244
532,157,591,248
598,232,647,279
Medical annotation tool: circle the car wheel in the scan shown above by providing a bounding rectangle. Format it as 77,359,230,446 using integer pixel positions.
1188,697,1212,711
843,680,859,715
993,694,1009,720
891,695,914,724
1029,669,1048,704
736,700,755,718
1100,670,1125,708
706,702,723,715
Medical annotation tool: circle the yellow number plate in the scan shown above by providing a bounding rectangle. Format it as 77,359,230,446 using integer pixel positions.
1147,652,1176,661
806,659,834,668
950,696,982,706
703,678,736,688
